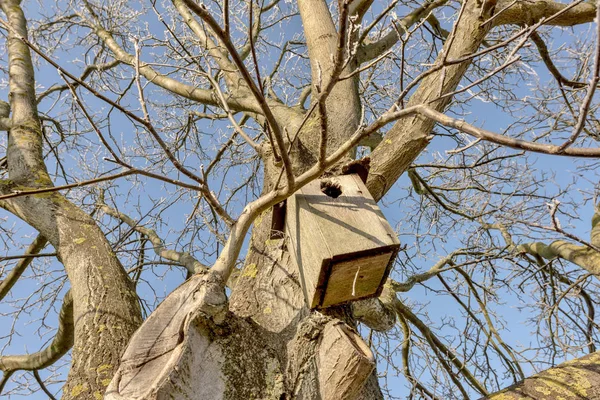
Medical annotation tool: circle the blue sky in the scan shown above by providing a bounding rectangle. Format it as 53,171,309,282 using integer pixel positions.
2,0,600,398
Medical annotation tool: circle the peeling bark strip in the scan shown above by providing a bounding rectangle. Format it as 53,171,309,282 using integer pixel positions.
286,313,377,400
106,273,287,400
105,274,228,400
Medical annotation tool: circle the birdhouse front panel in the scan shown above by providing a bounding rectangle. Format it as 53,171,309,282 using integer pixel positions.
286,174,400,309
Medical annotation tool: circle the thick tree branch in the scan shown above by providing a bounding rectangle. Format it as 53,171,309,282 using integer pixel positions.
0,290,73,372
485,350,600,399
171,0,245,94
357,0,448,64
80,1,259,113
182,0,294,185
517,241,600,275
0,0,51,185
0,100,10,131
352,284,396,332
492,0,596,27
367,0,495,201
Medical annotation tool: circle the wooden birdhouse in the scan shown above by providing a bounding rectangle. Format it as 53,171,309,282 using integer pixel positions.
285,174,400,309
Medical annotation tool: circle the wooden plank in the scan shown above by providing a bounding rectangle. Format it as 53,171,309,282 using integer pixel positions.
349,174,400,247
285,189,332,308
300,175,398,258
320,252,392,307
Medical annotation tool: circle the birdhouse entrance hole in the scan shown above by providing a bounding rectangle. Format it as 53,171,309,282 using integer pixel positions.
320,179,343,198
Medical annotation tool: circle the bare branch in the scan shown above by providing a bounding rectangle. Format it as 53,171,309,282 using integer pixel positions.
0,235,48,301
36,59,121,104
556,2,600,152
414,105,600,158
492,0,596,27
357,0,448,64
98,198,208,274
79,1,257,112
393,296,489,396
530,32,586,88
181,0,295,186
0,291,73,372
33,370,58,400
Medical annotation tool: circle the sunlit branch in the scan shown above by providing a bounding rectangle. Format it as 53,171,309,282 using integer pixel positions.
296,86,311,108
492,0,596,27
394,2,591,108
0,100,10,131
78,1,256,112
393,297,489,396
357,0,400,47
414,105,600,157
240,0,263,64
0,290,73,372
548,200,600,253
557,1,600,152
389,250,474,292
0,371,14,395
357,0,448,64
0,0,49,185
312,0,354,166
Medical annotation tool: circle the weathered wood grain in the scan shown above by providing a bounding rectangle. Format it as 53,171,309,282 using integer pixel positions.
286,174,400,308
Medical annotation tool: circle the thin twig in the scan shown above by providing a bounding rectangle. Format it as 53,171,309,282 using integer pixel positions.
556,1,600,152
33,370,58,400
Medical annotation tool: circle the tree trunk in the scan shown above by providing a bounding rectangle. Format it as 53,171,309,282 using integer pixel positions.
0,1,142,398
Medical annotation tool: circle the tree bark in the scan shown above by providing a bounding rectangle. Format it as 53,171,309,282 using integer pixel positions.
0,1,142,398
485,351,600,399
